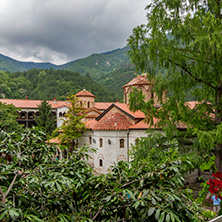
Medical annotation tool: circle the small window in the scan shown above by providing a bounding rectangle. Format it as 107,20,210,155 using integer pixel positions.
99,159,103,167
99,138,103,147
89,136,92,144
120,139,124,148
87,101,90,108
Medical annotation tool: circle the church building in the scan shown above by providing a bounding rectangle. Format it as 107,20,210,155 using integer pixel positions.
0,74,188,174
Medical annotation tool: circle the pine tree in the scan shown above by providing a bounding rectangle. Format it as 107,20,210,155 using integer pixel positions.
34,100,56,135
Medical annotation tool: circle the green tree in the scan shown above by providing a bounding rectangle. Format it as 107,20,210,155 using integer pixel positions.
59,94,86,147
0,127,203,221
34,100,56,135
0,102,23,133
0,127,94,221
128,0,222,170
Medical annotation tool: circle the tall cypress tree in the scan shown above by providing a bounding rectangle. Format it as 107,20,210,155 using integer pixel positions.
34,100,56,135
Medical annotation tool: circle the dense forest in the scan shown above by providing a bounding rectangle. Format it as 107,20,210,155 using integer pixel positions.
0,69,118,102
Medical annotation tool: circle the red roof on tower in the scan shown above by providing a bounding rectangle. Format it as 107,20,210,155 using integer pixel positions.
123,74,150,89
76,89,96,98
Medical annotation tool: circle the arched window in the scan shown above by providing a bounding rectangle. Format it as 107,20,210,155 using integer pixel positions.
87,101,90,108
99,138,103,147
120,139,124,148
59,112,62,117
89,136,92,144
99,159,103,167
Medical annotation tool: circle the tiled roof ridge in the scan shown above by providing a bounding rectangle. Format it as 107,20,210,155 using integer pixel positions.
93,112,132,130
76,89,96,98
123,74,150,88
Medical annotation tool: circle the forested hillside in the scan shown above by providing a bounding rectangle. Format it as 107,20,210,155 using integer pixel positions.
0,47,138,98
59,47,131,80
99,63,138,98
0,69,118,102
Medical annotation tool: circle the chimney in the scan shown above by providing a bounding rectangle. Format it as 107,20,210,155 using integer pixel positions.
116,99,119,103
53,97,57,104
25,96,28,100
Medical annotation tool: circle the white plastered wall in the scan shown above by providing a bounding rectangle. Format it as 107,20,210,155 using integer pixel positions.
79,129,163,174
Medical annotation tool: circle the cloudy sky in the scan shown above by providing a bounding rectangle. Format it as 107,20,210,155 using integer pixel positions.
0,0,148,65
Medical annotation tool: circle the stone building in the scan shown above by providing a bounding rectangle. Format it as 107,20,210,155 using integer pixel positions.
0,74,191,174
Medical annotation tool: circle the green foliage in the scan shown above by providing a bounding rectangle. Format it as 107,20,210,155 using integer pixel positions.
131,132,179,164
34,100,56,136
127,0,222,170
0,101,23,133
0,127,94,221
0,126,204,221
9,69,118,101
59,95,86,145
99,63,137,99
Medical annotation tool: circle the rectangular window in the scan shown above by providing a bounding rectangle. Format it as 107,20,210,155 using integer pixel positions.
99,138,103,147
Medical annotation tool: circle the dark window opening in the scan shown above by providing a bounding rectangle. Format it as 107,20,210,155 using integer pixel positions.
100,138,103,147
120,139,124,148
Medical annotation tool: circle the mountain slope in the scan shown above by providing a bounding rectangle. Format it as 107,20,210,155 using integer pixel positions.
0,54,57,72
99,63,138,99
58,47,131,80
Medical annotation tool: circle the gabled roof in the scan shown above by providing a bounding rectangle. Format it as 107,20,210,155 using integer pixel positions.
85,119,98,129
96,103,145,121
84,107,101,115
93,112,132,130
0,99,69,109
94,102,113,110
129,118,160,129
76,89,95,98
123,74,150,89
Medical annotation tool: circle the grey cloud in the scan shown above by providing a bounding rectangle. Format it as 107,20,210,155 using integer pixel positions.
0,0,148,64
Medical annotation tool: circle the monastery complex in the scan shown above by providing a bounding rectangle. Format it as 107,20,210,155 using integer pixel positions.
0,74,192,174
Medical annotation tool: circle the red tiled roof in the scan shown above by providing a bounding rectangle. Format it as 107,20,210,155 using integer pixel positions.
0,99,69,109
93,112,132,130
84,107,101,115
85,114,100,118
85,119,98,129
123,74,150,89
94,102,113,110
76,89,95,98
130,118,160,129
114,103,145,119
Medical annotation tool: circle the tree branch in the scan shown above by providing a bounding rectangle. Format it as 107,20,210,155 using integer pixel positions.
92,206,104,221
122,178,144,188
5,173,18,197
168,58,216,90
0,186,4,198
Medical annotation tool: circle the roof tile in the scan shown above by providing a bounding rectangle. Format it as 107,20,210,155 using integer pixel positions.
93,112,132,130
76,89,95,98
